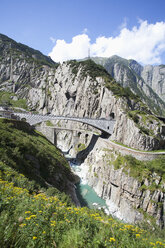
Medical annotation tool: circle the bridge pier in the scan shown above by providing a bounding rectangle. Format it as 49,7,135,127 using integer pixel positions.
35,124,56,145
54,129,79,154
100,131,111,139
54,131,57,146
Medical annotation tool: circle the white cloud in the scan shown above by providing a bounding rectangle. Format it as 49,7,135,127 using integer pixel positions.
49,21,165,64
49,34,90,63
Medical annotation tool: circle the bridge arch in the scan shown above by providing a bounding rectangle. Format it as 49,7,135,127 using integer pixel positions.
78,132,81,137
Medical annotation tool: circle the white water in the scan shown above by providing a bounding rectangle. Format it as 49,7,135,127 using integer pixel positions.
66,156,109,213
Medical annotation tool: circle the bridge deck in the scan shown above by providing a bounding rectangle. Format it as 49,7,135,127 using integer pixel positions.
14,112,116,135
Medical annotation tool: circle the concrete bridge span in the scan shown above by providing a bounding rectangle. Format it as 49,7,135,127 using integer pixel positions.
14,112,116,135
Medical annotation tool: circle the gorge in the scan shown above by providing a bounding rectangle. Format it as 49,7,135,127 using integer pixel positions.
36,121,165,228
0,33,165,231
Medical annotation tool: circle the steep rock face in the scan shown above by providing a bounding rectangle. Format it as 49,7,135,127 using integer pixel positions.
27,62,165,151
128,59,143,76
80,137,165,227
141,65,165,102
92,56,165,115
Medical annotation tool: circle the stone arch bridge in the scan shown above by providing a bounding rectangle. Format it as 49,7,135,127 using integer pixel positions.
14,112,116,135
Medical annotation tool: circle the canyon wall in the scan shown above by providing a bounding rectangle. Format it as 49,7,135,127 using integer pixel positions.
80,137,165,227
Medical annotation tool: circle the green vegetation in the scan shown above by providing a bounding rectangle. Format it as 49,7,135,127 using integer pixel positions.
57,120,62,127
0,91,28,110
46,87,52,97
105,81,140,102
76,143,86,152
1,168,165,248
94,172,98,178
0,119,165,247
128,110,160,124
67,59,112,81
127,110,162,136
0,118,72,190
46,120,54,127
112,154,165,183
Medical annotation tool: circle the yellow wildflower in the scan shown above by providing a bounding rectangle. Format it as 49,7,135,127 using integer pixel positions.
33,236,37,240
25,211,31,214
30,215,36,218
156,241,163,245
25,217,31,220
136,234,140,238
110,237,116,242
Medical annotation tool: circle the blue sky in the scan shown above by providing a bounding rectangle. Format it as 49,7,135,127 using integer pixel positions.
1,0,165,64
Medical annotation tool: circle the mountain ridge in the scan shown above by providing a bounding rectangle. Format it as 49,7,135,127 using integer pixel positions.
0,33,56,67
90,55,165,116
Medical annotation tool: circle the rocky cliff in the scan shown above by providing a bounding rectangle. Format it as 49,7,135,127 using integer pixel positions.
17,61,165,150
141,64,165,102
92,56,165,116
79,137,165,227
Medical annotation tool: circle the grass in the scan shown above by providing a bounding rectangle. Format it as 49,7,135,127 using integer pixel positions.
127,110,161,125
0,91,28,110
0,118,74,192
67,59,112,81
76,143,86,152
46,120,54,127
0,33,57,68
111,154,165,183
